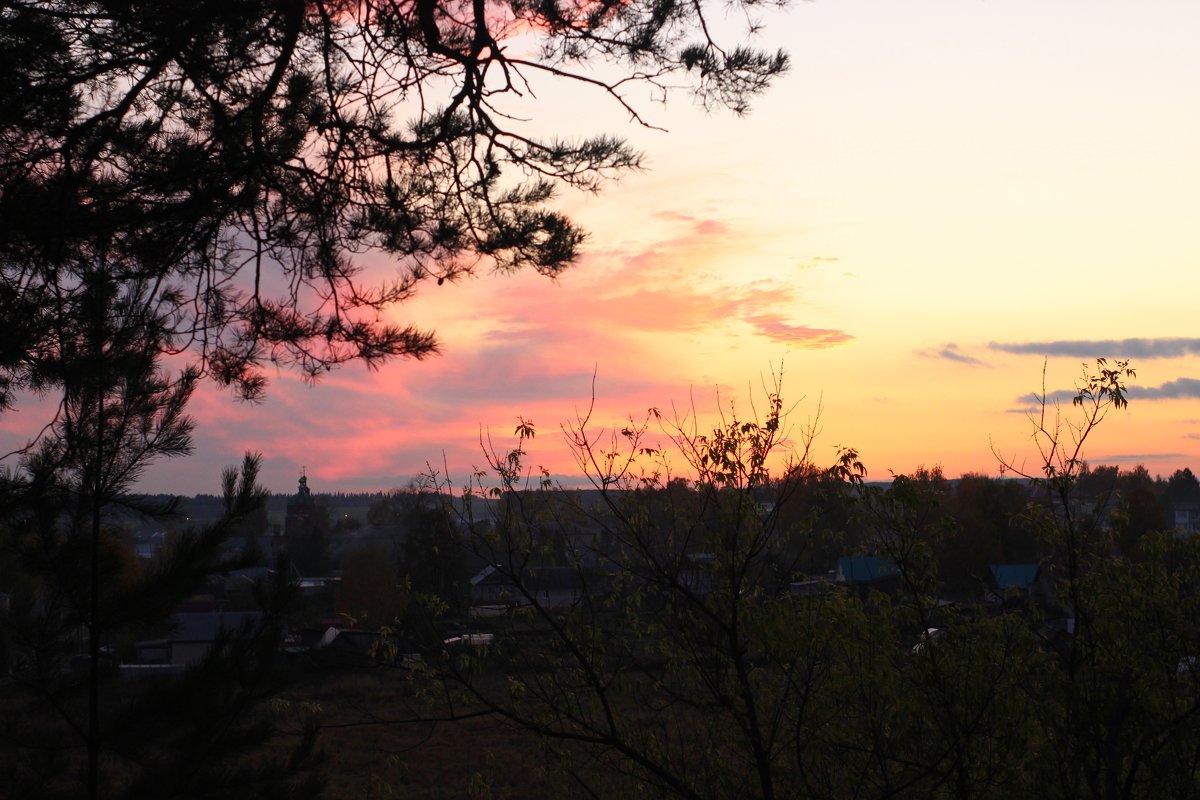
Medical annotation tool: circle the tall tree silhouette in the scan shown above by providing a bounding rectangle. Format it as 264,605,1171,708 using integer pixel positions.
0,276,319,798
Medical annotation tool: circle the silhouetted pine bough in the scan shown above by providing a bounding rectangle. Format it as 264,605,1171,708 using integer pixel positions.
0,0,787,403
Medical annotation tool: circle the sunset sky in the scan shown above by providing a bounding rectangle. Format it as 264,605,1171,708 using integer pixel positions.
6,0,1199,496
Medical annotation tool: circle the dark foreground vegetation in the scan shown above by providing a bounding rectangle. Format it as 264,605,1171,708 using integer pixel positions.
320,361,1200,800
5,361,1200,799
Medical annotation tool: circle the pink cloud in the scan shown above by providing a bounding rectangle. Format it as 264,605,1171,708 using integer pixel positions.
650,210,700,223
693,219,728,235
130,212,854,494
746,315,855,348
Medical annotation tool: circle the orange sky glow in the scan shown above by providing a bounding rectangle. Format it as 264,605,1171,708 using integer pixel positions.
5,0,1198,496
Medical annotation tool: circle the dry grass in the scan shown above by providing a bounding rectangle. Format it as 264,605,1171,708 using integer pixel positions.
277,669,578,799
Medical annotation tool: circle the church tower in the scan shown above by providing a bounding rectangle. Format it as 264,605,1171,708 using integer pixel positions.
285,472,315,541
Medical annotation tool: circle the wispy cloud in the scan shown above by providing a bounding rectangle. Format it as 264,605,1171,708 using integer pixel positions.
919,343,985,366
143,211,852,493
1094,452,1191,463
1010,387,1100,407
745,315,853,348
797,256,840,271
1132,378,1200,400
990,338,1200,359
693,219,727,235
1014,377,1200,408
650,210,702,224
466,222,850,349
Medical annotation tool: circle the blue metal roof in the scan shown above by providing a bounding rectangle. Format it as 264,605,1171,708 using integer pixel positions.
990,563,1039,590
838,556,899,583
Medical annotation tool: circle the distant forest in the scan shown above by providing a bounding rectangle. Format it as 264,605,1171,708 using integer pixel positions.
126,491,397,530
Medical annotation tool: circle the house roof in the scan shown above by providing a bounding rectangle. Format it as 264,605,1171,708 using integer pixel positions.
990,564,1039,590
170,611,263,643
470,564,583,591
837,556,899,583
470,564,498,586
